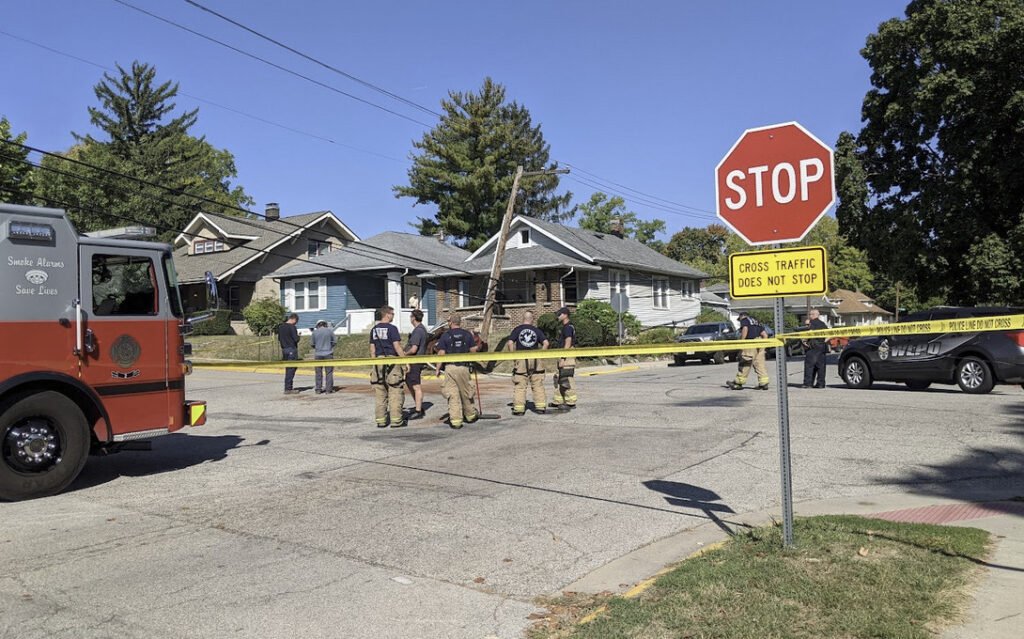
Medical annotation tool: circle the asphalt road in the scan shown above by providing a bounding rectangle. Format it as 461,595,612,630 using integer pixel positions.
3,359,1023,639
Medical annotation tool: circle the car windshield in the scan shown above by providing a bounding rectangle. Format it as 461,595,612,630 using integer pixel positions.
686,325,720,335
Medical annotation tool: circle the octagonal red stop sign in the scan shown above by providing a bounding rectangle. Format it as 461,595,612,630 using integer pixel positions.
715,122,835,245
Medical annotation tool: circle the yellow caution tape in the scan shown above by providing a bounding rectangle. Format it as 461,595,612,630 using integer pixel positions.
190,313,1024,372
192,339,781,371
778,313,1024,341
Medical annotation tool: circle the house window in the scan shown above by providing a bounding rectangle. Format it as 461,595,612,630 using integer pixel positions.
228,285,241,311
307,240,330,258
288,277,326,312
654,278,669,309
520,229,530,245
563,272,579,303
458,280,468,308
193,239,225,254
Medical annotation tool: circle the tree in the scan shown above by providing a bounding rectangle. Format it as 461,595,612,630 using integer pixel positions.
0,116,35,204
394,78,572,249
34,62,252,240
853,0,1024,305
834,131,869,248
663,224,730,275
575,192,666,246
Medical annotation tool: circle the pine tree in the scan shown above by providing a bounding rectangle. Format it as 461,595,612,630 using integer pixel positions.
395,78,572,249
0,116,36,204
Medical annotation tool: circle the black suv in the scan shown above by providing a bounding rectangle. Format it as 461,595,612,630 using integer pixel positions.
674,322,740,365
838,306,1024,394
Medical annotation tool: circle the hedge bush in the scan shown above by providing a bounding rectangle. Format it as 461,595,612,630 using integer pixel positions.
636,327,676,344
242,297,288,336
537,312,560,342
573,317,603,347
574,299,641,345
189,308,233,336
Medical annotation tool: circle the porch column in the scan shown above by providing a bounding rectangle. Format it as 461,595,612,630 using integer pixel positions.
386,271,403,311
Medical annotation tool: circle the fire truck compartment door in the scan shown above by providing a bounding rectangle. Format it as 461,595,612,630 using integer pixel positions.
79,246,173,436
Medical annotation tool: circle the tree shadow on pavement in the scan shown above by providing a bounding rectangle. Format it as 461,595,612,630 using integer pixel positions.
69,434,263,492
642,480,742,535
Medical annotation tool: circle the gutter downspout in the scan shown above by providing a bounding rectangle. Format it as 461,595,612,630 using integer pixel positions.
559,267,576,306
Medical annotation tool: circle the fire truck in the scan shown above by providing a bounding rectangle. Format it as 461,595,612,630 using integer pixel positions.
0,203,207,501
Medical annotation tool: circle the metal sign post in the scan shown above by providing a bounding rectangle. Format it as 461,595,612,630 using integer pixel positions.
773,246,795,548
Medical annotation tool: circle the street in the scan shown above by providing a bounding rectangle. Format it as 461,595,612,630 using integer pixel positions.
3,360,1023,639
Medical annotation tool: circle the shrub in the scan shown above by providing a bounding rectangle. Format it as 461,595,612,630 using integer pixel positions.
189,308,233,336
697,305,729,324
537,312,560,342
637,327,676,344
573,317,603,347
574,299,641,345
747,309,800,333
243,297,288,336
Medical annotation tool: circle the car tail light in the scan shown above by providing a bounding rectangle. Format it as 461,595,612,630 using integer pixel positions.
1008,330,1024,347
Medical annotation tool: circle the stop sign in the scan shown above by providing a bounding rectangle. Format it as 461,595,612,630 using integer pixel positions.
715,122,835,245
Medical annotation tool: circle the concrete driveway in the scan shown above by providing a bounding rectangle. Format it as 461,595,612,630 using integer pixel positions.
3,360,1022,638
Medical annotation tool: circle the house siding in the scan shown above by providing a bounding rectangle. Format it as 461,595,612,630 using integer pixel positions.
583,268,701,327
279,274,347,330
423,280,437,327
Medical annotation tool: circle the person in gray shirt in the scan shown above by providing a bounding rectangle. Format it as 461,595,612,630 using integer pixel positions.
404,309,428,419
312,320,337,394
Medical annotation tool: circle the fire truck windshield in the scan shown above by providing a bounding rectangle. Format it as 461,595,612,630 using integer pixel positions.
162,254,184,319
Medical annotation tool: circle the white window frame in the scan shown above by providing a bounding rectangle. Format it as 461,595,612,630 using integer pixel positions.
193,239,225,254
307,239,330,258
653,277,670,309
457,280,468,308
285,277,327,312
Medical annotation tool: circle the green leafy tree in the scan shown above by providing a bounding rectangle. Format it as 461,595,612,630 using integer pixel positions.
663,224,733,280
574,299,641,345
0,116,35,204
394,78,572,249
242,297,288,336
852,0,1024,305
574,192,666,247
34,62,252,240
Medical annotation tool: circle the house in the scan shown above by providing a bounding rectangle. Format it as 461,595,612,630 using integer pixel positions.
728,295,840,326
268,232,471,333
418,216,707,332
829,288,892,326
172,204,359,327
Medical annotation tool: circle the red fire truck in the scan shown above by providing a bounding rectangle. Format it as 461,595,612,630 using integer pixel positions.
1,203,207,501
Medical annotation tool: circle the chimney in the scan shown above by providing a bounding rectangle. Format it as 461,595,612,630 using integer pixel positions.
265,202,280,221
435,230,446,243
610,217,624,238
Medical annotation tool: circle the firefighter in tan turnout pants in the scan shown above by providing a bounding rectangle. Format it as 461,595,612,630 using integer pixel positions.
551,307,577,408
726,311,770,391
370,305,408,427
435,315,480,429
508,311,548,415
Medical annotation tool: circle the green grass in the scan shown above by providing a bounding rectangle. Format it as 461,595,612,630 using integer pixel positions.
531,515,990,639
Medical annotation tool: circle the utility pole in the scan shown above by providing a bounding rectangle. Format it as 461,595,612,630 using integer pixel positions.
479,165,569,336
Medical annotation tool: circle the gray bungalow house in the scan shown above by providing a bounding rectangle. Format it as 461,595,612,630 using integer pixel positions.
419,216,707,332
268,232,470,333
172,204,359,323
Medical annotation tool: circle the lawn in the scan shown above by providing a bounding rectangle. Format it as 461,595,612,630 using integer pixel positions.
531,515,990,639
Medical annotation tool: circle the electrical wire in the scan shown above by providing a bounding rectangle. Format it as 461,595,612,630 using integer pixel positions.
110,0,432,128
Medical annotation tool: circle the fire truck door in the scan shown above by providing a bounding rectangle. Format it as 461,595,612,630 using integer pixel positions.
79,247,172,436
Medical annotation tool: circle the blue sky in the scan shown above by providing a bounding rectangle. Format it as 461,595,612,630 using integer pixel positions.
1,1,906,240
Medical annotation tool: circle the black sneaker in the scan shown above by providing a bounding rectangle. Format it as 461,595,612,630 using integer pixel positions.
408,411,424,421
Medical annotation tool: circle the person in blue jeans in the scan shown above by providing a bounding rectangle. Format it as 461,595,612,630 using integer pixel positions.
312,320,337,394
278,313,300,394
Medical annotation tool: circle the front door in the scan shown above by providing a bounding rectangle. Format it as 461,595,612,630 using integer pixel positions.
79,247,171,437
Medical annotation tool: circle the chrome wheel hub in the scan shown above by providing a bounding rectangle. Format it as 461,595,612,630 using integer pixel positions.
4,418,62,472
960,362,984,389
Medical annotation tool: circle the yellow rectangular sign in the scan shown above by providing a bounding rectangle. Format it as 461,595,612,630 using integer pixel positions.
728,246,827,299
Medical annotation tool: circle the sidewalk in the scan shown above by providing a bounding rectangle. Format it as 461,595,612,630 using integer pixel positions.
567,491,1024,639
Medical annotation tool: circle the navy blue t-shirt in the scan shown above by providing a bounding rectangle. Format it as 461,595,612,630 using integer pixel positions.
437,327,474,354
370,322,401,356
739,316,766,340
559,323,576,349
509,324,544,351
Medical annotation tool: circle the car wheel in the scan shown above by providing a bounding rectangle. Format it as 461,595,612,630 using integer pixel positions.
0,391,90,501
841,356,872,389
712,351,725,365
956,357,994,394
673,355,685,366
905,380,931,391
728,353,739,363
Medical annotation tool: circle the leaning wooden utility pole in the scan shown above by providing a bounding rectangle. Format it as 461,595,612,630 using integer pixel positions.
479,165,569,336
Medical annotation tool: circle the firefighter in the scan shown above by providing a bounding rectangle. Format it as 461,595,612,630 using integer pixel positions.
435,315,480,429
369,305,407,428
507,311,548,415
550,307,577,408
727,311,770,390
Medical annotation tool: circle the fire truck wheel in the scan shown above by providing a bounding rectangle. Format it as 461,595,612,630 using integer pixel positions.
0,391,90,501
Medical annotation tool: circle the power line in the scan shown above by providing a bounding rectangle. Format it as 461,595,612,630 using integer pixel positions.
0,29,408,164
567,174,717,223
183,0,441,119
110,0,432,128
562,162,716,216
